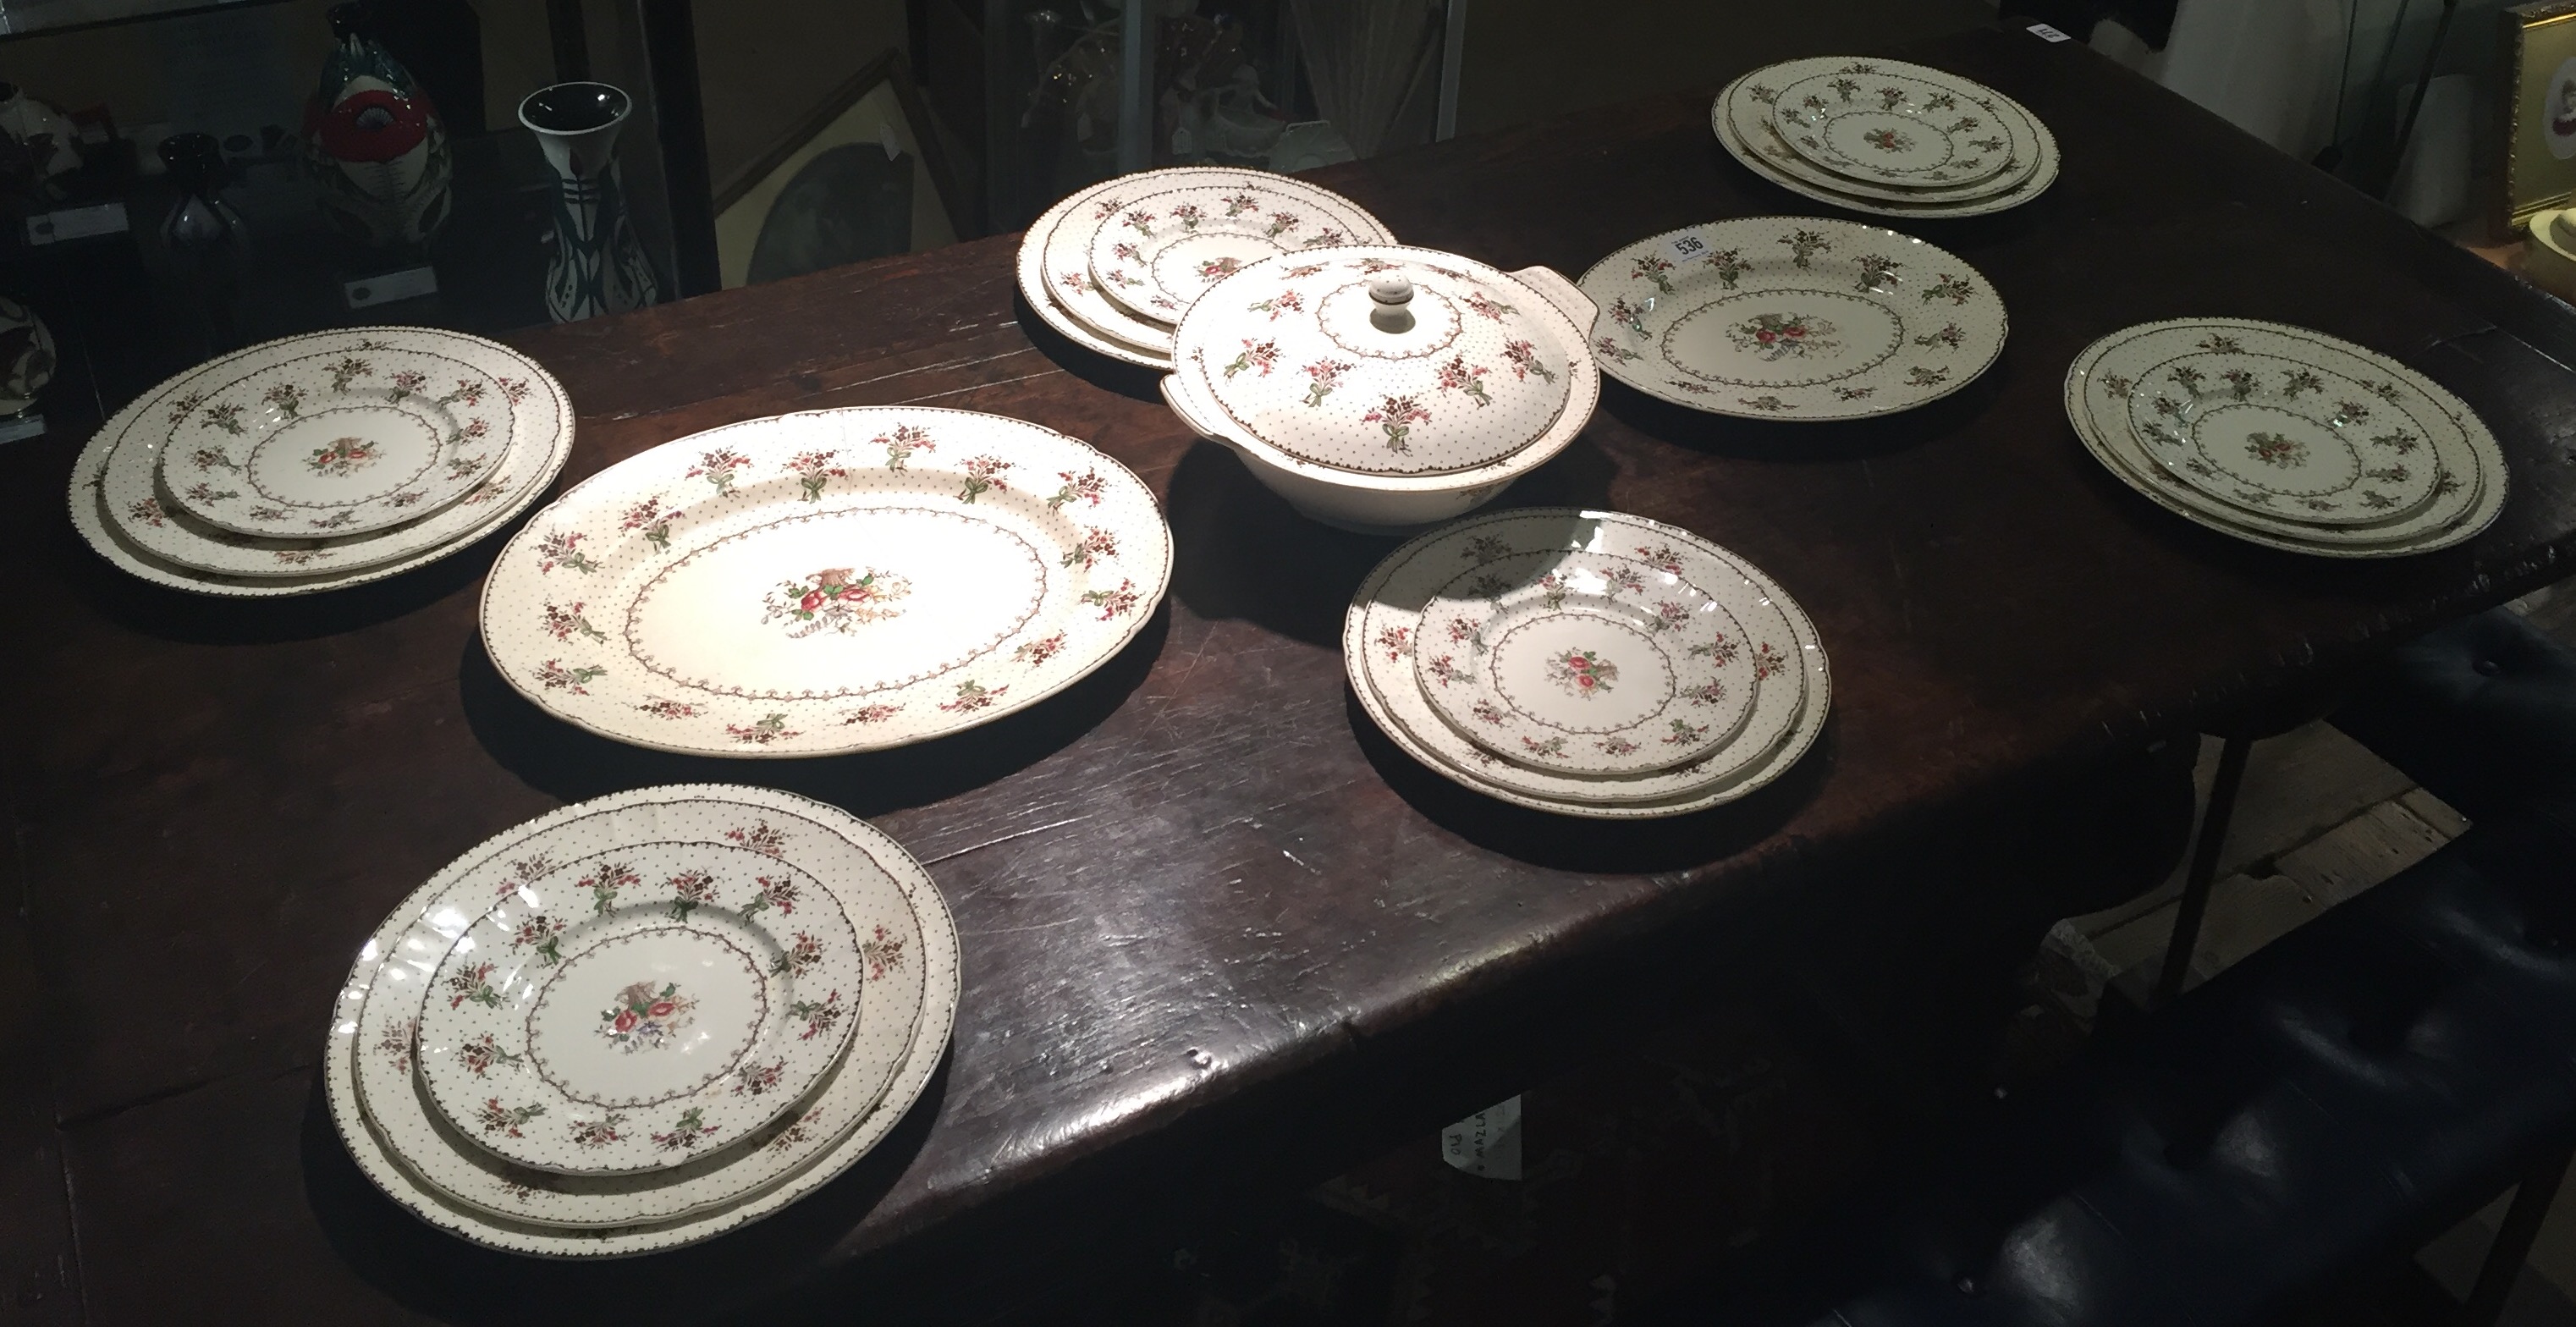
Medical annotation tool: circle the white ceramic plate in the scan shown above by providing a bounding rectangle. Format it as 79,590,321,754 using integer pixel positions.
2075,320,2498,546
1772,69,2019,187
1032,168,1393,359
1346,513,1830,820
157,344,507,537
481,406,1171,757
1017,185,1170,369
2063,318,2505,557
1714,70,2060,218
329,785,957,1251
1579,217,2006,420
72,334,572,596
2116,341,2441,525
1727,60,2050,203
1348,509,1822,812
1379,511,1807,800
414,841,865,1176
1086,181,1370,324
355,797,920,1229
1413,548,1756,776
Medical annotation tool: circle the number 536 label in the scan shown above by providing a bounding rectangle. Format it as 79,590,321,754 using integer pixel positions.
1666,232,1709,262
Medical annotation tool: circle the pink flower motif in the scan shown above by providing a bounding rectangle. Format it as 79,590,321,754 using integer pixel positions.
1221,339,1280,379
1080,578,1141,620
1360,395,1432,454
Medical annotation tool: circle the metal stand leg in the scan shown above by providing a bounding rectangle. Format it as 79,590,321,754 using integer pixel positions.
2154,733,2252,1007
2459,1143,2576,1327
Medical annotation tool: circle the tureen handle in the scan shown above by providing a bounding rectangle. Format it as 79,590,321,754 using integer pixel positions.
1507,264,1598,333
1159,369,1237,449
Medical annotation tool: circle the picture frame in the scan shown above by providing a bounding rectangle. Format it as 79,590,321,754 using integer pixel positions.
712,50,972,289
2497,1,2576,234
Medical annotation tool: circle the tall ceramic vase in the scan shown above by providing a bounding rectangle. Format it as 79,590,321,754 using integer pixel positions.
520,82,660,323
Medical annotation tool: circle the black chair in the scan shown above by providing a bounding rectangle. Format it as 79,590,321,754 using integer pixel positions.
1632,608,2576,1327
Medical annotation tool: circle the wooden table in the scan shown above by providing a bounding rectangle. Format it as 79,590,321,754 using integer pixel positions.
7,24,2576,1325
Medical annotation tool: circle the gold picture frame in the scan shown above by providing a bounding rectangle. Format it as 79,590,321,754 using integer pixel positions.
2499,1,2576,234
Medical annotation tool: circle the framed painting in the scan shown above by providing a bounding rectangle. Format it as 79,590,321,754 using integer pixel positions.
2499,2,2576,234
712,51,972,289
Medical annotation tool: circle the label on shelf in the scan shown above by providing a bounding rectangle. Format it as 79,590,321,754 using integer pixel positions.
343,266,439,309
1440,1095,1522,1180
25,202,129,245
2027,22,2072,42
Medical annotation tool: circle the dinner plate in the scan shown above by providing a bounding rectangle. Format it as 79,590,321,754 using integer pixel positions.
414,841,865,1176
1086,182,1367,324
1413,548,1756,775
332,785,952,1248
157,344,507,537
355,797,919,1228
1017,185,1170,369
1032,168,1394,360
2117,342,2441,525
1349,509,1819,812
1724,60,2047,205
2074,319,2496,546
1714,72,2059,219
1382,511,1806,799
1772,69,2017,187
72,333,572,596
481,406,1170,757
2064,318,2505,557
1578,217,2006,420
1346,513,1829,819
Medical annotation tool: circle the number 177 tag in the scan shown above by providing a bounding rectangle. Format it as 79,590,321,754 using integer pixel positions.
1666,232,1710,262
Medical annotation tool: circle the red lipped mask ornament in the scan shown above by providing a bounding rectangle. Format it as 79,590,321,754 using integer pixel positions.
309,87,433,163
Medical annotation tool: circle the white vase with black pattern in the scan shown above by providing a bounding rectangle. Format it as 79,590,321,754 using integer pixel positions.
520,82,660,323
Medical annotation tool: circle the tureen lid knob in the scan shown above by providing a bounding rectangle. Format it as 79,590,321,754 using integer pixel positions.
1368,273,1415,333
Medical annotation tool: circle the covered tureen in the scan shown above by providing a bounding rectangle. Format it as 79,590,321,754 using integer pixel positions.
1160,245,1599,531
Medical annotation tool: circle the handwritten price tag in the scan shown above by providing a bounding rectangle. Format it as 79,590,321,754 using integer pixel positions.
1666,232,1711,263
1441,1096,1522,1179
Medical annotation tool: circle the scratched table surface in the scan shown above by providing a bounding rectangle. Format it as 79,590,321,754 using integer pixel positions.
7,24,2576,1325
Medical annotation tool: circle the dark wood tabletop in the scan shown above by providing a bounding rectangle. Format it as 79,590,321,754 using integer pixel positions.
7,23,2576,1326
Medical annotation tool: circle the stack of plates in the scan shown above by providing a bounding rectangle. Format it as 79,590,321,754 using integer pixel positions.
2065,318,2507,558
69,327,573,597
1344,508,1830,819
326,782,960,1257
1577,217,2006,420
481,405,1172,757
1015,167,1398,369
1713,58,2059,219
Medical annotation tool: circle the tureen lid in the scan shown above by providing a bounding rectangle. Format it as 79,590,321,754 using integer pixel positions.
1178,245,1582,477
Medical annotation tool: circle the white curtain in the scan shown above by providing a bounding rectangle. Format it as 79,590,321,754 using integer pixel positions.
2092,0,2481,225
2091,0,2350,162
1285,0,1442,158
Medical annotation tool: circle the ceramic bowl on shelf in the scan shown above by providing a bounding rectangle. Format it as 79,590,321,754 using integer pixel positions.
2524,209,2576,304
1159,244,1599,533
